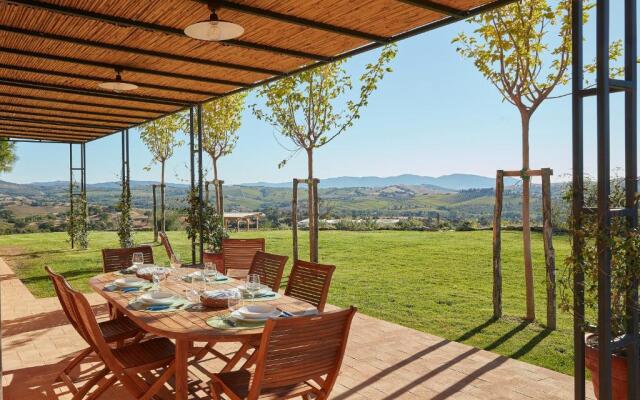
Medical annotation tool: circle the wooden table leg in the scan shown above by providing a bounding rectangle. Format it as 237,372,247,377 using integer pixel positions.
175,339,190,400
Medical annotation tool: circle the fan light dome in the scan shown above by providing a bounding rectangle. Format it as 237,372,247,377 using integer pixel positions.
98,70,138,92
184,10,243,41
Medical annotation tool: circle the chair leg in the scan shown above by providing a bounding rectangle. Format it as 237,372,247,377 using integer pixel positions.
240,348,258,369
222,343,251,372
71,367,109,400
138,363,175,400
56,347,93,389
85,375,117,400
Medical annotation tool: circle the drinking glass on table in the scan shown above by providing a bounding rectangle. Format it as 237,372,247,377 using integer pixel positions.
151,271,161,292
131,252,144,268
167,254,181,283
204,262,218,281
245,274,261,301
228,289,242,312
170,254,181,269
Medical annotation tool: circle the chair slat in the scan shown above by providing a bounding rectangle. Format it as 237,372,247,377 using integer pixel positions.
248,251,288,292
284,260,335,311
222,238,265,278
101,245,154,273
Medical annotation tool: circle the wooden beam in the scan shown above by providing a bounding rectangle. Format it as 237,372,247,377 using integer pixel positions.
0,124,104,137
541,168,556,330
0,116,115,131
0,110,131,128
0,105,140,125
0,92,160,114
502,169,545,177
3,2,328,62
213,0,389,43
0,77,190,107
0,102,147,121
0,63,222,97
0,46,248,88
0,129,96,141
395,0,467,18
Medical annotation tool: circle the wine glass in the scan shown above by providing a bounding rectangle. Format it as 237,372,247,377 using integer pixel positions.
204,262,218,281
245,274,261,302
131,252,144,269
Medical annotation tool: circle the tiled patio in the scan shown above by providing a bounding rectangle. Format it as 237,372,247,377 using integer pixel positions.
1,258,592,400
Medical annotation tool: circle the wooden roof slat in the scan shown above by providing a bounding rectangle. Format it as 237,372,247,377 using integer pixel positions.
0,110,131,128
0,46,248,88
0,78,191,107
0,24,283,76
0,116,115,131
0,131,94,142
1,93,161,115
0,125,102,138
395,0,468,18
213,0,389,44
4,0,329,62
0,101,148,121
0,63,221,97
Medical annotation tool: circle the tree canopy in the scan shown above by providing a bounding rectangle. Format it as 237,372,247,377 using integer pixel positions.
0,141,17,173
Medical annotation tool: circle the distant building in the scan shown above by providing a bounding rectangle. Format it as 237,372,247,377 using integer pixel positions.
224,212,264,231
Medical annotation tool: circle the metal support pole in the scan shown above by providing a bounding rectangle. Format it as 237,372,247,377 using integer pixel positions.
152,184,158,241
197,104,205,264
312,178,320,263
596,1,612,398
624,0,639,396
571,0,586,397
69,143,74,249
189,107,196,264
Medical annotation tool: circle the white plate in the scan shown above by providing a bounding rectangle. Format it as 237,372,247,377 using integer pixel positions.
238,304,277,320
230,309,280,322
139,291,175,305
114,277,146,288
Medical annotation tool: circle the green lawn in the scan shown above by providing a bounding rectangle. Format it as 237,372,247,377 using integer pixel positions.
0,230,575,376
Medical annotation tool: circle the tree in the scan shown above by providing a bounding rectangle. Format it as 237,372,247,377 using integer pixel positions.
453,0,621,321
200,92,247,212
0,141,17,173
140,114,184,237
252,44,397,261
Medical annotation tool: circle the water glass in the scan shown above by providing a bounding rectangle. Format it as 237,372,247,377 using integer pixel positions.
227,289,242,312
131,252,144,267
151,272,161,292
245,274,261,301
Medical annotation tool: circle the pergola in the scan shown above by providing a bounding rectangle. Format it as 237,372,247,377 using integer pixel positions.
0,1,636,400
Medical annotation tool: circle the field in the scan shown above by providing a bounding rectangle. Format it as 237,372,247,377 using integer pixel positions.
0,230,575,376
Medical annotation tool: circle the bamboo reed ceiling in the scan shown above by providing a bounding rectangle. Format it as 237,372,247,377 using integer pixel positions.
0,0,514,142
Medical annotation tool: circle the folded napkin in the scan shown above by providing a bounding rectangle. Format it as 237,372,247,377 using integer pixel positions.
182,273,228,283
201,289,236,299
103,284,141,293
243,291,276,299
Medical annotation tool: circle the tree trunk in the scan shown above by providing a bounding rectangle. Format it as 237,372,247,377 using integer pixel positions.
521,112,535,321
212,157,221,214
160,160,166,233
306,148,318,262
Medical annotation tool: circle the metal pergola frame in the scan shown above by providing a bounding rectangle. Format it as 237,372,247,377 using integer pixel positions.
572,1,638,399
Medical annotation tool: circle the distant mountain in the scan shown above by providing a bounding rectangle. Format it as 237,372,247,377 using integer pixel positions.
241,174,517,191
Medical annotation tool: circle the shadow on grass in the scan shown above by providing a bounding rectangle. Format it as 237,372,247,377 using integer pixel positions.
20,268,102,288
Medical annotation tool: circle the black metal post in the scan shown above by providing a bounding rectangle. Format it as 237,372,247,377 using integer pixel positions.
572,1,586,397
596,1,612,398
624,0,639,397
189,107,196,264
197,104,205,264
69,143,74,249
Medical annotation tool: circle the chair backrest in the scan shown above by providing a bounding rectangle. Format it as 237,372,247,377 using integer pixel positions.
158,231,176,261
64,281,124,373
101,245,154,273
248,307,357,400
222,238,265,276
45,266,89,343
248,251,288,292
284,260,335,311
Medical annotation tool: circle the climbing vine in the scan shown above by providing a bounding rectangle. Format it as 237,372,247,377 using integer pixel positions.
67,193,88,249
117,180,134,248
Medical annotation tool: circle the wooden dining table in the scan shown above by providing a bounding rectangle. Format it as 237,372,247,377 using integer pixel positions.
89,267,314,400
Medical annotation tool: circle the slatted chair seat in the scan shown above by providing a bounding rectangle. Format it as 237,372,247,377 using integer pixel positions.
99,317,141,342
112,337,176,370
213,369,319,400
210,307,357,400
102,245,154,273
222,238,265,278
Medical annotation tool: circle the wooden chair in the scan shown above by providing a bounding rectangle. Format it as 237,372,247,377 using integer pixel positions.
210,307,357,400
285,260,336,312
158,231,176,261
101,245,154,273
65,280,176,400
45,266,143,399
222,238,265,278
248,251,288,292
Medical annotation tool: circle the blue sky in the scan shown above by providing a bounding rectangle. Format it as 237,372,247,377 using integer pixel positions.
2,2,635,185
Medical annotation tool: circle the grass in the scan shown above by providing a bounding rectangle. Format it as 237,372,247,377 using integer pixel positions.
0,229,575,376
